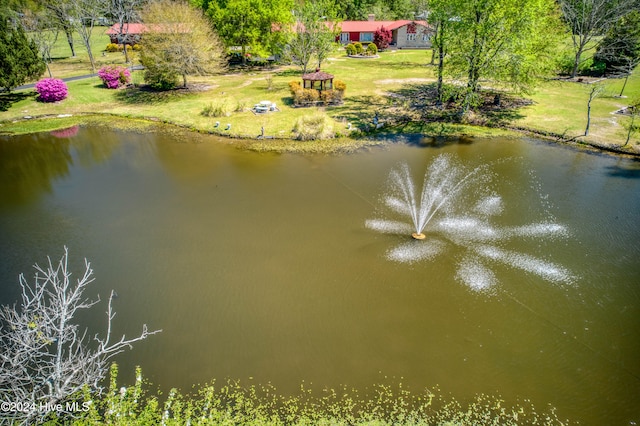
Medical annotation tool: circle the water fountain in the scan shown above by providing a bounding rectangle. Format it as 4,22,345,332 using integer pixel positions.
366,155,575,291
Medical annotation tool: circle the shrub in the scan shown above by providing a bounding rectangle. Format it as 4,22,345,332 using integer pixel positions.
35,78,68,102
292,114,335,140
556,51,594,76
289,80,302,93
294,88,320,105
98,65,131,89
132,44,142,51
333,79,346,94
374,26,392,50
367,43,378,55
143,63,178,90
345,43,357,56
354,42,364,55
320,90,334,104
105,43,121,52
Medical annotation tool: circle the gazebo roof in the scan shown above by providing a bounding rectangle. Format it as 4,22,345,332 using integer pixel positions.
302,70,334,81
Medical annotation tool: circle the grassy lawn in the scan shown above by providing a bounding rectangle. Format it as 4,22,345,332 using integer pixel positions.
40,26,136,78
516,73,639,145
1,42,638,154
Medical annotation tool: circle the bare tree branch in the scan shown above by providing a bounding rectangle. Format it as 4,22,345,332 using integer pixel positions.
558,0,639,77
0,247,161,424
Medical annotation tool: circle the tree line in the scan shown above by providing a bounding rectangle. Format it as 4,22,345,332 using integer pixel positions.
2,0,639,96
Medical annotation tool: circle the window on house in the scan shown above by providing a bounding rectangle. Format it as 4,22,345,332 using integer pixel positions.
360,32,373,42
340,33,349,42
422,34,430,42
407,33,416,41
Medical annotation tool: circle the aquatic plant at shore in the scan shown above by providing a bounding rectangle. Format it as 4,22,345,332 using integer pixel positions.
51,364,572,425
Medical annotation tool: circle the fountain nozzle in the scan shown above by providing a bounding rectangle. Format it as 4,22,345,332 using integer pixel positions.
411,232,426,240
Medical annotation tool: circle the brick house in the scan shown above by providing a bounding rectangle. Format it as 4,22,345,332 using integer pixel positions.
337,15,432,49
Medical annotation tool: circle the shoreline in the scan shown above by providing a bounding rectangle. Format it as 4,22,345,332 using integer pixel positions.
1,112,639,158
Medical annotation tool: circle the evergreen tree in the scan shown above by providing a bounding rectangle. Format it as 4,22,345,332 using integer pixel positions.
0,15,45,92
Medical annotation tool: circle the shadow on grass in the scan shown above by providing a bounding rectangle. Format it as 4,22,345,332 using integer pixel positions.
114,85,196,105
0,92,35,112
333,95,387,129
274,69,304,78
374,60,430,70
280,96,295,107
385,82,529,127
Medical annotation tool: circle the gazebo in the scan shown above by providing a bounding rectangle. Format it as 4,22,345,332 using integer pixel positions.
302,68,334,91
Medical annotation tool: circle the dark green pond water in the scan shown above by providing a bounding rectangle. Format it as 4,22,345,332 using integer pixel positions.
1,126,639,424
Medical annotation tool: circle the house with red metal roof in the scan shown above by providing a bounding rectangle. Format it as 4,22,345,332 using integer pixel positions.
106,23,147,45
337,15,432,49
106,22,192,45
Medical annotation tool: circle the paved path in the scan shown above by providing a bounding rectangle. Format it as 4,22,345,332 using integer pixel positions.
15,65,144,90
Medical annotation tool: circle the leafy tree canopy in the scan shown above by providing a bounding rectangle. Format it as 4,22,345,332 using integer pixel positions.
141,0,226,89
445,0,562,109
203,0,293,62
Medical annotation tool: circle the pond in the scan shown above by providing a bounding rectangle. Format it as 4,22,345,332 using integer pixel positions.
0,127,639,424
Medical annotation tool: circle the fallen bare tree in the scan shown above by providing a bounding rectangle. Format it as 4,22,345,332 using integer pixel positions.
0,247,160,424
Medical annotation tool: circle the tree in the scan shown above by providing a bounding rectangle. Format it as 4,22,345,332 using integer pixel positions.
428,0,463,105
0,14,45,92
141,0,226,89
593,11,640,96
285,0,340,75
558,0,639,78
446,0,562,111
206,0,293,65
109,0,148,63
333,0,423,20
42,0,77,57
0,248,160,424
622,98,639,147
584,83,604,136
67,0,105,72
21,9,60,78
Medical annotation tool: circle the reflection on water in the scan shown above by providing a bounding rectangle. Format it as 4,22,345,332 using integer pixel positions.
0,134,71,207
0,128,639,425
0,127,120,207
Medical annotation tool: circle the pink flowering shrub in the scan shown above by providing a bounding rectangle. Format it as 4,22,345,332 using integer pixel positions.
35,78,68,102
98,65,131,89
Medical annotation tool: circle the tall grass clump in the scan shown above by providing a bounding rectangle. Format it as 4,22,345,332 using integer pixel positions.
292,114,335,140
201,100,229,117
